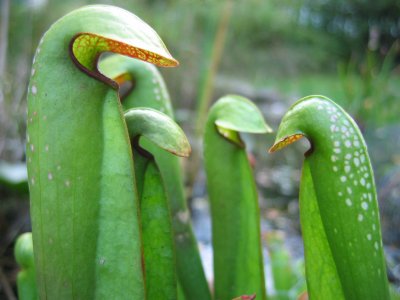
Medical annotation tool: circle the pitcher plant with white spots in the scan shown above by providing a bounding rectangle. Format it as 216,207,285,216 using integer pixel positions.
269,95,390,300
19,3,392,300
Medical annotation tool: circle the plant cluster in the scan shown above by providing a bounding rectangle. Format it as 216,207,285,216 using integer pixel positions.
17,5,391,300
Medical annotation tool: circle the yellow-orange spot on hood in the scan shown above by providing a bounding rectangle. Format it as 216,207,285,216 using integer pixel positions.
72,33,178,71
269,133,304,153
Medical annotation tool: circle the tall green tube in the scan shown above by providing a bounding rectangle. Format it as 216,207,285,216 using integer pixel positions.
204,95,271,300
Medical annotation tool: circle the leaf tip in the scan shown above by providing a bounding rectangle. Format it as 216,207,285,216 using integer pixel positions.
174,140,191,157
265,125,274,134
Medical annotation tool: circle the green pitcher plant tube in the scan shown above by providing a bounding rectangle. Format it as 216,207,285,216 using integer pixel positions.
99,55,211,300
269,95,390,299
15,233,38,300
124,107,191,300
204,95,272,300
26,5,177,299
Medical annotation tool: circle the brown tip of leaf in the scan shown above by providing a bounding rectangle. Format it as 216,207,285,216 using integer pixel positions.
232,294,256,300
268,133,304,153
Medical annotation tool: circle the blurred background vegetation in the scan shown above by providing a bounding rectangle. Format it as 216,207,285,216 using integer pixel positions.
0,0,399,298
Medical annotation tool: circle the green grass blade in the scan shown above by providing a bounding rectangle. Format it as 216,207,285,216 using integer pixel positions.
266,232,302,296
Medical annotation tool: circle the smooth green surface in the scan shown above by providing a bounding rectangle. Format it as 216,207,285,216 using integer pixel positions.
15,233,38,300
271,95,390,299
26,5,177,299
101,55,211,300
299,161,343,300
140,160,177,300
204,95,271,300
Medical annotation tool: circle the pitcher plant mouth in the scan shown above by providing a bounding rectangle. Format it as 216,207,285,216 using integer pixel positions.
69,32,178,89
268,133,305,153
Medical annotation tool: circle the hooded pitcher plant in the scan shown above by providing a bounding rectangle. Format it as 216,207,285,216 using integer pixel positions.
124,107,191,300
204,95,272,300
26,5,178,298
99,55,211,300
269,95,389,299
